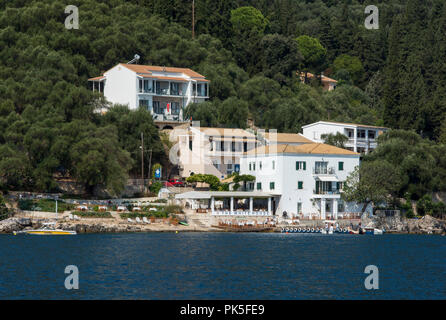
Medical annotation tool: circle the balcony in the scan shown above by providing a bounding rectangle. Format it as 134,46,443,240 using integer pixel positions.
313,167,336,175
313,189,341,195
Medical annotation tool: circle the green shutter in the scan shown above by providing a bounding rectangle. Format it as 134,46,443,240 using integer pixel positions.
303,161,306,170
298,181,303,189
339,162,344,171
316,180,320,193
296,161,298,170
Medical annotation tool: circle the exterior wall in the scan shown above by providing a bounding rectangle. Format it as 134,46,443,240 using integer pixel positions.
302,122,388,153
103,65,138,109
175,127,257,179
240,152,362,217
98,64,209,121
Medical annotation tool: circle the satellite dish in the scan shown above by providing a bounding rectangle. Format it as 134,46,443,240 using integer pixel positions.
127,54,140,64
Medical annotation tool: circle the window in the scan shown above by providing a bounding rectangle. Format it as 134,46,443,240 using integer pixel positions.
259,161,262,170
249,162,252,171
231,140,236,152
314,161,328,174
296,161,306,170
153,101,163,114
144,80,153,93
256,182,262,191
170,82,179,95
316,181,333,194
338,162,344,171
298,181,303,189
297,202,302,214
243,141,248,152
368,131,376,139
139,99,149,108
336,182,344,191
357,129,366,139
138,79,143,93
227,162,233,174
189,137,193,151
253,162,256,171
220,141,224,151
270,182,275,190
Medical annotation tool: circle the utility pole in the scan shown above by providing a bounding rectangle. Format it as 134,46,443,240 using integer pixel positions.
192,0,195,39
141,132,144,193
148,149,153,182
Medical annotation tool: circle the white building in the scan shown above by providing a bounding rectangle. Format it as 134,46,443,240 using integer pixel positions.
172,125,258,179
240,143,368,219
88,63,209,122
302,121,388,154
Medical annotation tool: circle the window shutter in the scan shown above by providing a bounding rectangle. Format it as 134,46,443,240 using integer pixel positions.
296,161,299,170
303,162,306,170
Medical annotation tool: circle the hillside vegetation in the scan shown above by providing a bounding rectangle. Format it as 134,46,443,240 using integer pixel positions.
1,0,446,200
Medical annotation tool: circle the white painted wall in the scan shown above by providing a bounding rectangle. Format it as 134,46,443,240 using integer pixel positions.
240,152,362,217
103,65,138,109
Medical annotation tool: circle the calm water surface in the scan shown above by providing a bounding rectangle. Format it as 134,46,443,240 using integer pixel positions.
0,233,444,299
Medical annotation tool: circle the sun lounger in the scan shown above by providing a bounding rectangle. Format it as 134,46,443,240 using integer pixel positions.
127,218,134,223
143,217,150,224
135,217,142,223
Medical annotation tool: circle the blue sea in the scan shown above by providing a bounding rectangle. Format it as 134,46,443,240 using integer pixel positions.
0,233,444,299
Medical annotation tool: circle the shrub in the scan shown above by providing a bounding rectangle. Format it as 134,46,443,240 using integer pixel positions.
73,211,112,218
0,195,11,221
164,204,183,215
18,199,33,211
150,181,163,195
417,195,434,216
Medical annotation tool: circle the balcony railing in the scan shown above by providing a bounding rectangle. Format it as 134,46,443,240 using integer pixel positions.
313,167,336,175
313,189,341,195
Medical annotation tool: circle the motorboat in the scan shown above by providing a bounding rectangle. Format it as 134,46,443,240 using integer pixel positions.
13,222,77,235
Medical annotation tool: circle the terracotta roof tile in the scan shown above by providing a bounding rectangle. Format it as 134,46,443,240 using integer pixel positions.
245,143,359,156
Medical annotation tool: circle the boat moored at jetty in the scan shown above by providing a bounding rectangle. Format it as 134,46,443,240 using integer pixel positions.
13,222,77,236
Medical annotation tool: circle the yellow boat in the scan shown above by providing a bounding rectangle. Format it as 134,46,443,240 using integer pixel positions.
14,222,77,236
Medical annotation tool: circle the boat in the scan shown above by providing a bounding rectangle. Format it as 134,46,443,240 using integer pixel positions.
214,225,274,232
13,222,77,236
364,227,384,235
179,221,189,226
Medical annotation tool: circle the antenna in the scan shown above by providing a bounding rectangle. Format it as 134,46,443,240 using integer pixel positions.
127,54,140,64
192,0,195,39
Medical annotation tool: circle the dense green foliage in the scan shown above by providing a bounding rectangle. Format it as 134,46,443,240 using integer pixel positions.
1,0,446,199
0,194,10,220
18,198,74,212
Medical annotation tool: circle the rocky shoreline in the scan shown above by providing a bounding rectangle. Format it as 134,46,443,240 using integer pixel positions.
363,214,446,235
0,217,217,234
1,214,445,235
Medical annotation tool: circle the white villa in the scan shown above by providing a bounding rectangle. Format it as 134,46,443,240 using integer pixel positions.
239,143,368,219
172,125,257,179
88,63,209,124
301,121,388,154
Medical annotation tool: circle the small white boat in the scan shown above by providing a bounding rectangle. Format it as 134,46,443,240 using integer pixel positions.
364,227,383,235
14,222,77,236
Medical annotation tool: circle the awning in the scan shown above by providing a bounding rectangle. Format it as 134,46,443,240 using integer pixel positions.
316,176,339,182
